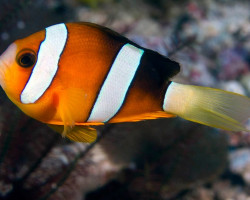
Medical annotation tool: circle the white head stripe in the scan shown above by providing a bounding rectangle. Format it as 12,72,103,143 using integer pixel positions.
87,43,144,122
21,23,67,104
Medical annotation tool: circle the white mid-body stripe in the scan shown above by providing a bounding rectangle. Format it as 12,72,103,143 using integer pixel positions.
87,43,144,122
21,23,67,104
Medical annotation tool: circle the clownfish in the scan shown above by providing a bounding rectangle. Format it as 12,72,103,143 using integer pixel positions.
0,22,249,143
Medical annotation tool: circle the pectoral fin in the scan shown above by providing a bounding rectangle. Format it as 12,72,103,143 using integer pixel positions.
48,124,97,143
56,88,87,136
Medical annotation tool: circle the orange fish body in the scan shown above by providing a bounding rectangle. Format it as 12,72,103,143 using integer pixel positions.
0,22,249,142
2,23,179,125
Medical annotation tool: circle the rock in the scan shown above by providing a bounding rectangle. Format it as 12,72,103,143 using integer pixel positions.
229,149,250,185
219,80,246,95
241,73,250,94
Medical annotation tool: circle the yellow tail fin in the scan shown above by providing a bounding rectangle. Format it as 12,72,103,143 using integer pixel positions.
163,82,250,132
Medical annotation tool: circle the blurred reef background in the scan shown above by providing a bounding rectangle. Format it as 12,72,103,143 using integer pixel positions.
0,0,250,199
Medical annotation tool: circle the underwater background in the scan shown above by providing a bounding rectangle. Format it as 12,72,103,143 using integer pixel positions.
0,0,250,199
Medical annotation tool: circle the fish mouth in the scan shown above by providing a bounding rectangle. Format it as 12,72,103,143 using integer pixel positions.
0,43,17,89
0,58,6,88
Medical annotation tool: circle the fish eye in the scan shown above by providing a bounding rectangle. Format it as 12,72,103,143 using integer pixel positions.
16,49,36,68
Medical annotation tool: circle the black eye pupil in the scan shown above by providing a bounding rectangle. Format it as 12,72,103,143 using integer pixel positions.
18,52,36,68
21,54,32,65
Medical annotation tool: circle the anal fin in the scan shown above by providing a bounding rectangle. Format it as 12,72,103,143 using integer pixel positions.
110,111,176,123
48,124,97,143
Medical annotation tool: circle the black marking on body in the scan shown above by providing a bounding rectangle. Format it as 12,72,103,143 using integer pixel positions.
76,22,180,121
107,47,180,121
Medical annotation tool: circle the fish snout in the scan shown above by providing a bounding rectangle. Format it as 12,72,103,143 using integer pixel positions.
0,43,17,88
0,43,17,66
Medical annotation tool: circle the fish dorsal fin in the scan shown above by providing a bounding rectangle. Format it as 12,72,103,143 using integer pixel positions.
48,124,97,143
74,22,131,44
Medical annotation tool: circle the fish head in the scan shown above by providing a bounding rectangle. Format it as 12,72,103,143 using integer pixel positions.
0,30,45,103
